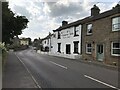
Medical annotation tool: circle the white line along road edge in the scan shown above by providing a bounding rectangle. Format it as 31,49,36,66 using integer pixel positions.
15,53,41,89
84,75,119,90
49,61,68,69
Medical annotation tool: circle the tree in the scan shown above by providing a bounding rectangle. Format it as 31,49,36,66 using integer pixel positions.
27,38,32,45
2,2,29,44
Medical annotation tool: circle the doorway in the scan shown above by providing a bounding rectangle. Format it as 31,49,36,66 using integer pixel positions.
97,44,104,61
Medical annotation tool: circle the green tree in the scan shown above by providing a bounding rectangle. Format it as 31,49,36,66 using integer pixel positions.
2,2,29,44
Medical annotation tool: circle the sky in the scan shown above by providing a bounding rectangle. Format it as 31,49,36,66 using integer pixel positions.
7,0,119,40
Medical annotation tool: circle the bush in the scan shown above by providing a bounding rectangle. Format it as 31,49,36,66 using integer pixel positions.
0,42,7,65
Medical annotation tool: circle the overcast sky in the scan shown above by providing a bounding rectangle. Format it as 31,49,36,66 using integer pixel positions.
7,0,119,40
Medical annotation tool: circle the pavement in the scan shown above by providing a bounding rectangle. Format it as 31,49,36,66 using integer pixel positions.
2,51,37,88
37,50,118,71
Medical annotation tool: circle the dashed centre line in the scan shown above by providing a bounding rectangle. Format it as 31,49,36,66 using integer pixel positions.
49,61,68,69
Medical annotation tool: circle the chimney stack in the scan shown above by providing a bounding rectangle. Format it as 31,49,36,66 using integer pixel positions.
91,5,100,16
62,21,68,26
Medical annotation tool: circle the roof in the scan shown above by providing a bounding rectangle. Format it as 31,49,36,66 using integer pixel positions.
53,4,120,32
19,38,29,41
41,33,53,41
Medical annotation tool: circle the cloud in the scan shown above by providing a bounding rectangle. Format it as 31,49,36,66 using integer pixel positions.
12,5,31,19
45,2,84,17
8,0,118,40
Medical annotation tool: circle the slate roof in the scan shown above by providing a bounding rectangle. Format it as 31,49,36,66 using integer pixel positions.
53,4,120,32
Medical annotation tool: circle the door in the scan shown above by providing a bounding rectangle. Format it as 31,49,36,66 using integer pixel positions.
97,44,104,61
66,44,71,54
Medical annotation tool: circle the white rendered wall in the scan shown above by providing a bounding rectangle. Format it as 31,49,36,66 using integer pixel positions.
50,25,82,59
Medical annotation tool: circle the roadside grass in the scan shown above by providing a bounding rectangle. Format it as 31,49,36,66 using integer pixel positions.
2,50,8,68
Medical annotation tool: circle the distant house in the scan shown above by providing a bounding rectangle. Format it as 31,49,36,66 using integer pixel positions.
41,33,52,52
19,38,29,46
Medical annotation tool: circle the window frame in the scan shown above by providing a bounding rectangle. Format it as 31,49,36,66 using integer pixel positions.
58,43,61,53
86,43,92,54
73,41,79,54
111,42,120,56
112,16,120,31
58,31,61,39
87,24,93,35
74,26,79,36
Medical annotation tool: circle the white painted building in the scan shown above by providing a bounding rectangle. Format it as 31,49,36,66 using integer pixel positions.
50,21,82,59
41,33,52,52
19,38,29,46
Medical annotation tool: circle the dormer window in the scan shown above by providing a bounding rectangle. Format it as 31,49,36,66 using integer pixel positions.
112,16,120,31
87,24,92,35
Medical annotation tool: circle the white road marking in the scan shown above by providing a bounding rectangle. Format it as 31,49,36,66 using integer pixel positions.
49,61,67,69
84,75,119,89
15,53,41,88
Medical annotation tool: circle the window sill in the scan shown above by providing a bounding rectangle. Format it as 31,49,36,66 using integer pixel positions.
86,52,92,55
74,35,79,37
111,54,120,56
86,33,92,36
112,29,120,32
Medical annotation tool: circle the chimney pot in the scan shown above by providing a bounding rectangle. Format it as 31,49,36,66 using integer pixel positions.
91,5,100,16
62,21,68,26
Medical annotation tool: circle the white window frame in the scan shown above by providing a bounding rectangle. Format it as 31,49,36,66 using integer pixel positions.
112,17,120,31
87,24,92,35
111,42,120,56
86,43,92,54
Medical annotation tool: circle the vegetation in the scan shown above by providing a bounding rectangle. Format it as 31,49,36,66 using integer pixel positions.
0,42,7,65
2,2,29,44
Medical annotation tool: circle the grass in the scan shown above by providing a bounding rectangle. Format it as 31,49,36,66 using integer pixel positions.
1,50,8,69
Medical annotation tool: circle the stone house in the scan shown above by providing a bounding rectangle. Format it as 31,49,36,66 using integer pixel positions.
81,4,120,65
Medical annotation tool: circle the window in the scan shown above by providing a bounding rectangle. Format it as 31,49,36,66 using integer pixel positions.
112,17,120,31
58,31,61,39
74,26,79,36
47,39,49,44
86,43,92,54
111,42,120,56
87,24,92,35
66,44,71,54
74,41,79,54
58,43,61,53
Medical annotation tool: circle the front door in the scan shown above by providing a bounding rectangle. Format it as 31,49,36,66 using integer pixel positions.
66,44,71,54
97,44,104,61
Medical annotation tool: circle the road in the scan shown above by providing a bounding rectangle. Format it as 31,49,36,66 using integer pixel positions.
15,48,119,89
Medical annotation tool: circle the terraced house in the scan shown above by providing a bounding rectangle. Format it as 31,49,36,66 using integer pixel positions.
82,4,120,65
50,4,120,65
